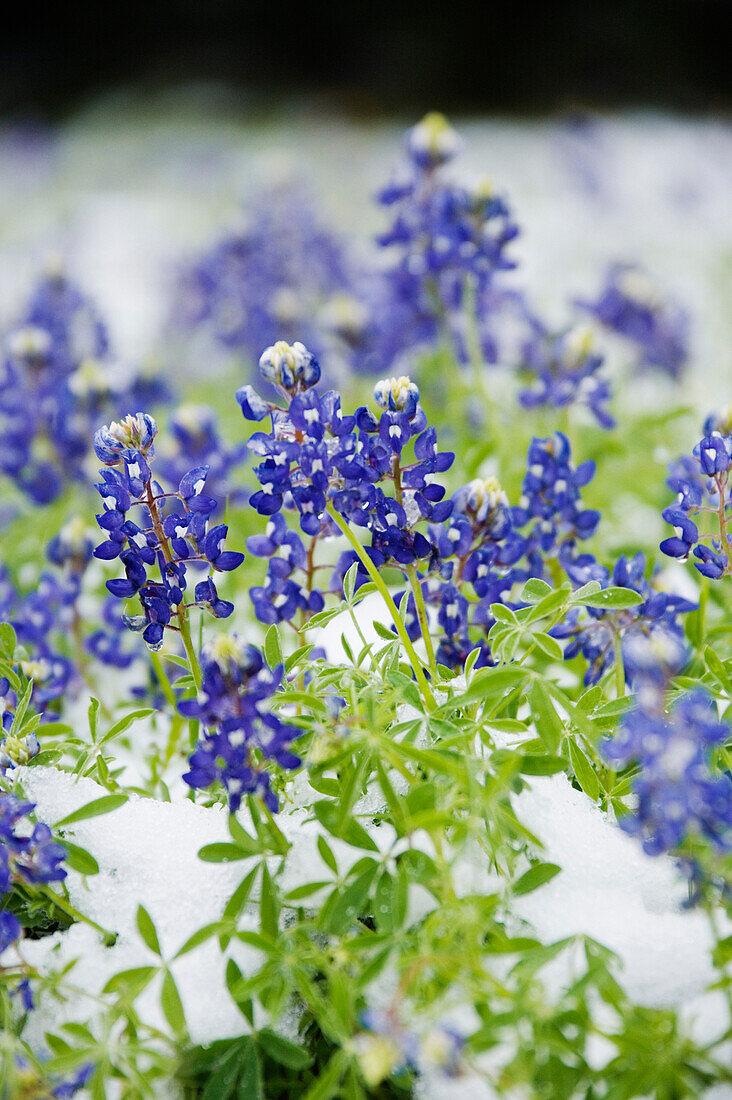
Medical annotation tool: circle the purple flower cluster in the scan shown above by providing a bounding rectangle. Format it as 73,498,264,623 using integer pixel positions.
10,1058,93,1099
661,428,732,579
173,183,377,378
578,263,688,379
181,635,300,811
602,637,732,857
0,792,67,958
553,553,695,687
517,323,614,429
238,342,455,629
374,113,519,369
512,431,601,582
1,517,137,712
0,268,168,505
421,476,526,670
92,413,244,651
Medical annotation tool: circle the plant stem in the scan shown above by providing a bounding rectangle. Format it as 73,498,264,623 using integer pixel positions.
613,629,625,699
326,504,437,711
145,485,202,692
150,652,177,710
39,884,117,945
406,564,438,681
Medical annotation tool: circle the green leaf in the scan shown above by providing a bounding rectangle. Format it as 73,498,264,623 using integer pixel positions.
198,843,253,864
0,660,20,692
528,680,564,753
9,678,33,736
237,1041,263,1100
450,666,527,709
102,966,156,995
222,867,260,932
35,721,73,737
568,739,600,801
325,864,379,934
174,922,225,958
263,624,283,670
342,561,360,603
88,697,100,741
490,603,518,624
200,1045,241,1100
704,645,732,693
530,631,564,661
373,620,397,642
524,588,571,623
101,708,156,744
54,794,126,828
228,814,264,855
30,749,64,768
61,840,99,876
578,586,644,610
257,1028,312,1070
312,801,379,852
567,580,602,605
136,905,161,956
259,864,279,939
299,1051,348,1100
512,862,561,896
519,754,567,775
161,969,186,1035
285,880,332,901
0,621,17,659
520,578,553,604
317,835,338,874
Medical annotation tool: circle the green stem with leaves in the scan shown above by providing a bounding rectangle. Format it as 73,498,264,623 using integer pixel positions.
38,884,117,946
406,564,438,681
613,629,625,699
325,504,437,711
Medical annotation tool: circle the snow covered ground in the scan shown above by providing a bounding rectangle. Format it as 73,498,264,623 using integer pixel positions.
18,761,730,1070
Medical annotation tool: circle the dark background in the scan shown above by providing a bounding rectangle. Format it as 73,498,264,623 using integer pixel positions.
2,0,730,120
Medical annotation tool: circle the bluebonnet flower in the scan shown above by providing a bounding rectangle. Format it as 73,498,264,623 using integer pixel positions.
552,553,695,687
512,431,601,581
0,909,21,955
0,723,40,773
52,1063,95,1098
517,322,615,429
92,412,244,652
0,269,168,504
2,519,136,709
355,1002,464,1087
173,182,377,380
4,557,79,708
660,427,732,579
602,648,732,857
423,475,526,671
577,263,689,379
181,634,300,811
373,114,519,370
239,347,455,632
0,792,67,956
8,1057,94,1099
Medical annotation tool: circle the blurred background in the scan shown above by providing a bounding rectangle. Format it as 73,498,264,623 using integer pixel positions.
0,0,730,405
2,0,731,117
